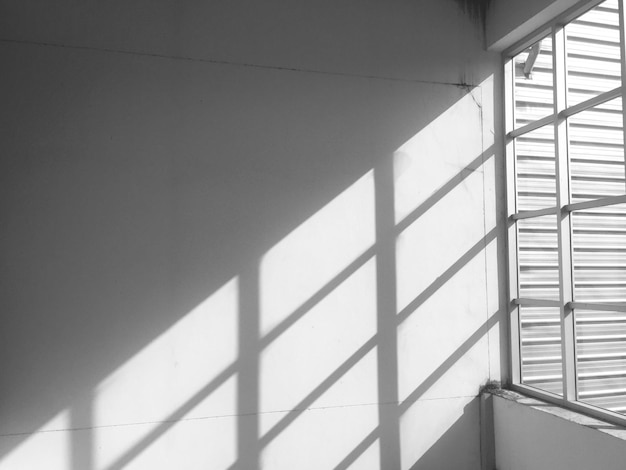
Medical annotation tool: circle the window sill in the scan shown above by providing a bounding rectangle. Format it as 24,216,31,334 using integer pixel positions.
486,387,626,441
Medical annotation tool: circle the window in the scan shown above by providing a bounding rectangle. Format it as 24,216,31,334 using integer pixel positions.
505,0,626,424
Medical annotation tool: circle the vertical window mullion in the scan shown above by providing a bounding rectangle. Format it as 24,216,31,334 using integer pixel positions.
505,57,522,385
553,24,577,403
619,0,626,190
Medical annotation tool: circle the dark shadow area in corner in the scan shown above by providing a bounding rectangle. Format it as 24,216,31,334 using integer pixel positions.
411,398,482,470
332,311,501,469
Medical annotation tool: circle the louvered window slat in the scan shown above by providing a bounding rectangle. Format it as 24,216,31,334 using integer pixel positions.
566,4,622,107
514,36,554,129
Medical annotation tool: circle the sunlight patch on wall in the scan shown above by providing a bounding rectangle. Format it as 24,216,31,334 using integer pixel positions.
260,258,378,433
97,377,238,470
260,171,375,336
261,349,379,470
0,410,69,470
395,168,486,314
342,436,380,470
397,253,490,402
393,88,483,226
93,277,239,470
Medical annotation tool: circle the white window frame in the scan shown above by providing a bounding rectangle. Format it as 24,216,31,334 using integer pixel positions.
504,0,626,427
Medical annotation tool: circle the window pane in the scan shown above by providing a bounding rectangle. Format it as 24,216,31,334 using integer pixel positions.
572,203,626,302
566,0,622,107
518,215,560,300
577,307,626,413
514,36,554,128
508,0,626,418
569,98,625,204
515,125,557,211
520,306,563,396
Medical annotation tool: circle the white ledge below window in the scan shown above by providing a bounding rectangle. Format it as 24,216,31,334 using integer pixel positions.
483,388,626,470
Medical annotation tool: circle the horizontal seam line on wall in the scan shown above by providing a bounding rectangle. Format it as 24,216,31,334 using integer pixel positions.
0,395,479,437
0,37,477,88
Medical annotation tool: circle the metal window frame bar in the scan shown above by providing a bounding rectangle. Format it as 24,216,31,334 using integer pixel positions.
514,298,562,308
505,55,522,385
511,299,626,313
511,206,559,220
553,24,578,402
564,194,626,212
511,382,626,428
506,83,621,138
568,301,626,312
620,0,626,190
508,114,555,140
559,86,622,119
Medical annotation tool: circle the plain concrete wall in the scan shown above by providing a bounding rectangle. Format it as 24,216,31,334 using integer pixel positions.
487,0,582,50
493,394,626,470
0,1,505,468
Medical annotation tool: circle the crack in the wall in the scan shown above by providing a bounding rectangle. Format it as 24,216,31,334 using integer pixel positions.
2,38,480,89
456,80,482,114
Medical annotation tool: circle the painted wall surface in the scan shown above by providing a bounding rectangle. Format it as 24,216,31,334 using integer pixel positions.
493,394,626,470
0,1,505,469
486,0,580,50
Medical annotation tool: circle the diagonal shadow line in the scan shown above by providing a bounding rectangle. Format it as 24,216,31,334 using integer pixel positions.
398,312,500,415
250,148,498,459
96,147,494,469
333,428,379,470
0,119,494,465
396,226,499,326
106,147,493,468
259,335,378,448
260,246,376,349
104,362,238,470
394,146,495,236
96,179,491,468
260,148,494,353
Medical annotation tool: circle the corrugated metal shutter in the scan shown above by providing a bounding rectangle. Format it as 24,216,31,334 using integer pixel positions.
515,126,557,211
573,203,626,410
520,306,563,395
569,98,625,202
514,35,554,128
513,0,626,411
567,0,621,106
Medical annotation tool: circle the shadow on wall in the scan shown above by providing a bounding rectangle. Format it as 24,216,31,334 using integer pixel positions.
410,398,482,470
0,41,505,469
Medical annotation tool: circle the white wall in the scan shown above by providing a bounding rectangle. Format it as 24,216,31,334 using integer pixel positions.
487,0,582,50
0,1,505,468
493,393,626,470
